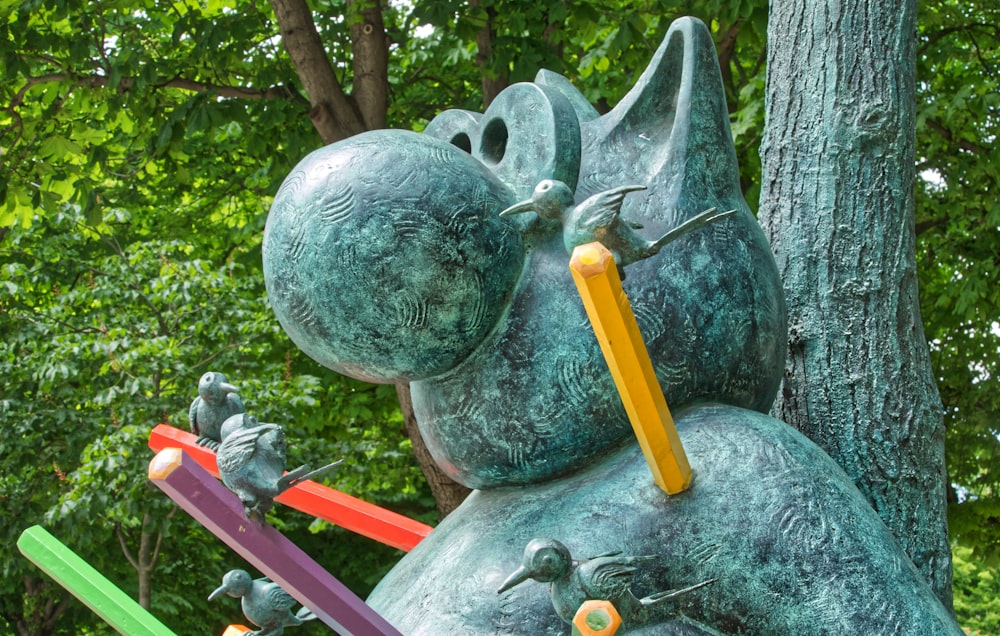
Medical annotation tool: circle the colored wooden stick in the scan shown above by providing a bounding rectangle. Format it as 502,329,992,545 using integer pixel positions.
573,600,622,636
569,242,693,494
222,626,252,636
148,448,403,636
17,525,177,636
147,424,432,552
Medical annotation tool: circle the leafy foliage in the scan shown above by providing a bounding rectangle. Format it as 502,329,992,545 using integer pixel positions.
953,543,1000,634
1,0,998,632
914,0,1000,565
0,204,427,632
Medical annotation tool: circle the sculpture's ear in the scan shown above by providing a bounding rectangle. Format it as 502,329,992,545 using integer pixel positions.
582,17,744,220
423,83,581,200
533,69,600,124
422,109,482,156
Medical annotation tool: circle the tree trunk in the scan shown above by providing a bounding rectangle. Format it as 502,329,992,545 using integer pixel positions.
758,0,952,609
396,383,470,519
347,0,389,131
13,576,69,636
470,1,508,109
115,514,163,610
270,1,456,517
270,0,367,143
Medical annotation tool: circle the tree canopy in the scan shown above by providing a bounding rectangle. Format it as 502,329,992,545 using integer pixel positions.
1,0,997,633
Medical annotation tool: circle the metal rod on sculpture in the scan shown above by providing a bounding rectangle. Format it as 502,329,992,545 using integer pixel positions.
569,241,693,494
148,448,404,636
148,424,432,552
17,526,177,636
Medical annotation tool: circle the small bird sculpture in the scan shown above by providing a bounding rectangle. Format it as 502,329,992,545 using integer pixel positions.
499,179,736,278
497,538,715,626
219,412,260,445
209,569,316,636
189,371,245,451
216,421,344,521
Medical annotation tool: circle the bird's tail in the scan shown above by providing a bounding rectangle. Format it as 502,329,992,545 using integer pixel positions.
640,577,717,607
649,207,737,254
278,458,345,491
296,606,318,622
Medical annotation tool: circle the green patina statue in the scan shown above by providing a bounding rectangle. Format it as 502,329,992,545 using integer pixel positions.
216,417,343,522
189,371,244,451
498,538,716,628
498,179,736,279
261,15,961,636
210,569,317,635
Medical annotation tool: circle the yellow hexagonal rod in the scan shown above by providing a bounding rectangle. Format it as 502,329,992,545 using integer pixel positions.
572,600,622,636
569,242,692,494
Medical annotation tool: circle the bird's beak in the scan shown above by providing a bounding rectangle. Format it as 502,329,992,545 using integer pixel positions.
497,566,530,594
220,382,238,394
498,199,535,217
208,584,229,602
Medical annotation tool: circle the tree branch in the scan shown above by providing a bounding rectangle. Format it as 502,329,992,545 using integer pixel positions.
470,0,508,109
11,74,304,111
919,23,1000,55
924,117,983,154
115,522,140,571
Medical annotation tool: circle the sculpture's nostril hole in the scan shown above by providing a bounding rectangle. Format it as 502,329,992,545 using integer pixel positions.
450,133,472,154
481,118,508,165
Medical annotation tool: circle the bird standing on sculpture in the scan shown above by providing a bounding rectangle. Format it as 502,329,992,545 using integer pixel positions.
498,538,714,626
209,569,316,636
216,421,343,522
219,412,260,445
189,372,244,451
499,179,736,278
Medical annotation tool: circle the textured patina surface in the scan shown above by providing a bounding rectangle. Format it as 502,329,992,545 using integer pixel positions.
367,405,960,635
263,132,523,383
263,17,786,488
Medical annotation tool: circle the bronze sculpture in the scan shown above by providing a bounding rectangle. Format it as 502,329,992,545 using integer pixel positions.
260,15,962,636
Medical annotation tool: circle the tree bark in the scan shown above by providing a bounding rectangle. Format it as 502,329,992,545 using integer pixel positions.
470,1,508,109
758,0,952,609
270,0,366,144
396,383,470,519
348,0,389,131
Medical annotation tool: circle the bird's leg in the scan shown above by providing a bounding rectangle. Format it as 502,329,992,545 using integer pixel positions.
245,502,270,524
195,435,220,451
617,262,628,281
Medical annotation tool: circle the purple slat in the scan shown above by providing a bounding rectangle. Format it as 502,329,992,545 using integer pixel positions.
148,448,403,636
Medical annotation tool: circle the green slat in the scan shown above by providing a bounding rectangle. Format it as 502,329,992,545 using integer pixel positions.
17,525,177,636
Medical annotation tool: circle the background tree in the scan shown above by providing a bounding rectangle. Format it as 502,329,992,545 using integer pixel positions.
758,0,952,607
914,0,1000,568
